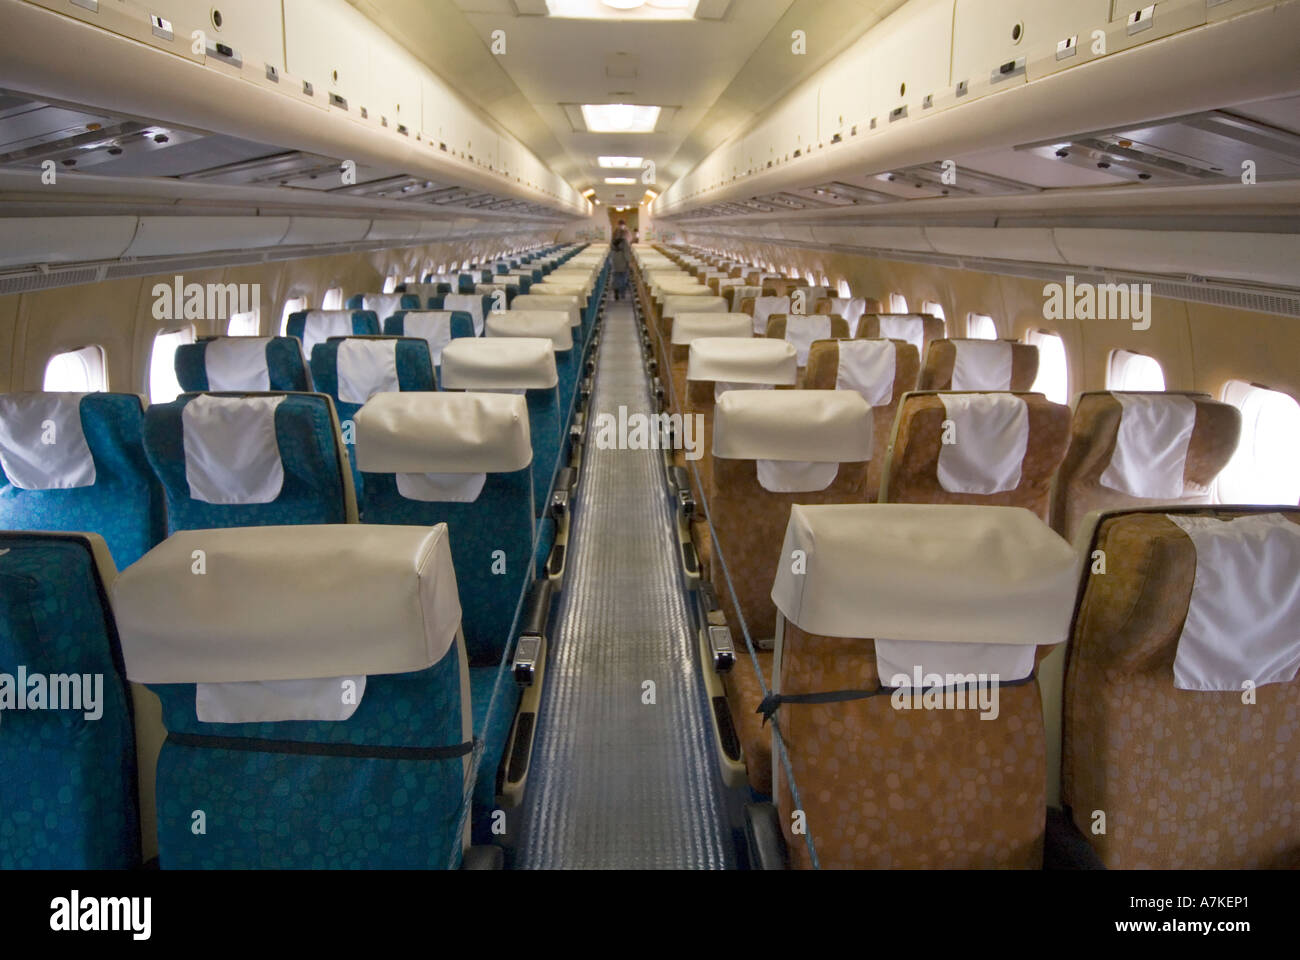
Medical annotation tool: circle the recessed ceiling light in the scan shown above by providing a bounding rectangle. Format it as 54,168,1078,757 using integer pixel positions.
547,0,698,18
582,104,660,133
604,177,637,184
598,156,643,168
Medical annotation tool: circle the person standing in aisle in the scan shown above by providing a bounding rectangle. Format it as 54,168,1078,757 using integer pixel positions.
611,233,630,300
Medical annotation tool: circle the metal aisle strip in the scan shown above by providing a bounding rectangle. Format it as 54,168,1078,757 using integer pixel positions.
515,295,735,869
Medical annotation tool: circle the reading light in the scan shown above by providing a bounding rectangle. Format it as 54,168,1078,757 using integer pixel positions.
582,104,660,133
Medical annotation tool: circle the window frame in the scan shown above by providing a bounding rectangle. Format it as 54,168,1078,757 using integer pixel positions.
147,325,196,404
967,313,998,340
1024,328,1070,406
1107,348,1166,392
1215,380,1300,505
279,296,309,336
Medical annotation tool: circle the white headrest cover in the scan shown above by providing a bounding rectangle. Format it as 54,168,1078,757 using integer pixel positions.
0,393,96,490
440,338,558,391
113,524,461,683
836,339,897,406
672,313,752,345
355,391,532,474
512,295,581,328
951,340,1013,391
664,295,726,319
205,338,271,391
832,297,868,331
782,314,832,366
876,315,926,354
771,503,1077,644
486,310,573,351
443,294,485,334
1166,513,1300,691
531,282,586,301
687,337,797,387
181,394,286,505
301,310,355,357
1100,393,1196,499
753,297,791,334
336,338,400,405
400,312,457,365
936,393,1029,495
361,293,405,318
714,389,871,463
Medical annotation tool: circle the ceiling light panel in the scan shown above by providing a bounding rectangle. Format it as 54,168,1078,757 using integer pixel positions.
581,104,661,133
598,156,644,168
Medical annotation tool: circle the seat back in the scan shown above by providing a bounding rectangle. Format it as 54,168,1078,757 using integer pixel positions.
661,295,727,341
764,314,850,368
920,338,1039,391
475,282,518,310
144,391,356,531
486,310,579,418
0,393,165,568
285,310,380,358
858,313,944,361
669,313,751,412
685,338,798,503
1051,391,1242,540
355,392,534,665
176,336,312,393
432,294,491,336
1062,507,1300,868
770,503,1076,868
113,523,471,868
821,297,868,334
804,339,921,499
383,311,476,381
709,389,873,642
346,293,419,318
442,334,562,514
0,531,140,868
880,391,1071,521
745,296,790,335
511,294,581,334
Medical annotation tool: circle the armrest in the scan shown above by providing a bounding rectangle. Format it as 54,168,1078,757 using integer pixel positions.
513,578,553,687
676,483,696,521
744,802,788,871
553,466,577,497
549,486,570,522
1044,807,1106,870
461,845,504,870
667,465,690,495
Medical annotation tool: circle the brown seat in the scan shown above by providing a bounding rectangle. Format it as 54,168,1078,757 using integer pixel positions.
804,338,921,499
764,314,850,373
880,391,1071,521
858,313,944,361
1062,507,1300,868
667,313,751,414
708,390,873,793
919,338,1039,391
769,502,1077,868
1050,391,1242,540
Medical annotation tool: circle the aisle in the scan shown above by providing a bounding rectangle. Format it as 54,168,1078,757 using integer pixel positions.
514,293,735,869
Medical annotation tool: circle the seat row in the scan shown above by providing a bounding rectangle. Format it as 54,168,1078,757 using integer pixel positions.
629,244,1298,869
0,244,612,868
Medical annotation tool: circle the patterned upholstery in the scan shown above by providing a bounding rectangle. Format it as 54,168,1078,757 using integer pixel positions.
383,312,477,384
1051,392,1242,540
880,392,1071,521
919,339,1040,391
175,337,312,393
1062,508,1300,868
149,637,468,869
144,392,355,532
0,393,165,568
0,533,140,868
777,623,1052,869
804,339,921,500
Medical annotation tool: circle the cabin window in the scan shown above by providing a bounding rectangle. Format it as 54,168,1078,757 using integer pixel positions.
44,345,107,393
381,276,397,295
1025,330,1069,405
279,296,309,336
1108,349,1165,391
889,293,909,313
921,300,947,333
805,271,816,285
819,275,830,287
967,313,997,340
1216,381,1300,505
404,275,417,285
321,287,345,310
227,309,260,337
149,326,196,404
836,279,851,298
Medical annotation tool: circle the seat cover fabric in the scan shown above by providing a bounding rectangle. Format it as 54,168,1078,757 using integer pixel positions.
204,338,272,392
835,339,896,406
936,394,1029,495
0,393,95,490
336,339,400,404
181,394,286,505
1100,393,1197,499
951,340,1014,391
